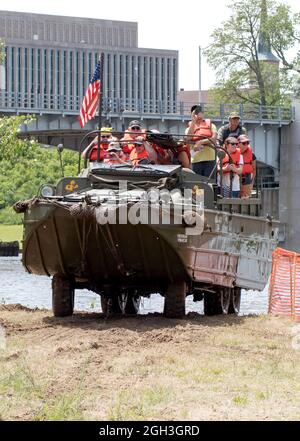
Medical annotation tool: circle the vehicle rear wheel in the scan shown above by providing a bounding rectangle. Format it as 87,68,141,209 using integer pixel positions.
229,287,241,314
163,282,186,319
125,291,141,315
52,274,74,317
221,288,231,314
204,291,223,316
101,295,123,315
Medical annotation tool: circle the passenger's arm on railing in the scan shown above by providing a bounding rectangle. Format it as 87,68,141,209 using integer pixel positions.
81,136,98,159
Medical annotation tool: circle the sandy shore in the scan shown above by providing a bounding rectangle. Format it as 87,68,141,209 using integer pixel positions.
0,305,299,421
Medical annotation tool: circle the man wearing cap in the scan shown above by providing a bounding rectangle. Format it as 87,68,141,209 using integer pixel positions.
121,120,146,160
103,141,127,165
217,112,247,146
129,137,150,165
82,127,114,162
185,105,218,177
238,135,256,198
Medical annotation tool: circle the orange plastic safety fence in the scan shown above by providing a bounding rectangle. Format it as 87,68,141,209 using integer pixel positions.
269,248,300,322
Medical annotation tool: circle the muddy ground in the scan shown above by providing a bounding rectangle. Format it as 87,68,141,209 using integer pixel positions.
0,305,299,421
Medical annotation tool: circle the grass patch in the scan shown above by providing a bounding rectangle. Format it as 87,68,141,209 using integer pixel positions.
107,385,171,421
233,395,248,406
34,393,84,421
0,360,42,398
0,224,23,246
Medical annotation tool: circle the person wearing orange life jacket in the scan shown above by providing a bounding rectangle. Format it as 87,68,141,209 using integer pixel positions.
129,139,151,166
82,127,113,162
218,136,244,198
237,135,257,198
185,105,218,177
103,141,127,165
120,120,146,160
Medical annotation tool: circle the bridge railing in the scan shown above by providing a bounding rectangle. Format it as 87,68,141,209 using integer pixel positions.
0,91,294,122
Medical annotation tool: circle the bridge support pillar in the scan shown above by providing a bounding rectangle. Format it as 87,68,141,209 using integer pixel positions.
279,99,300,252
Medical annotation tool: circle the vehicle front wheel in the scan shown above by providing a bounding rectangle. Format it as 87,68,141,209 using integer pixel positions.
52,274,74,317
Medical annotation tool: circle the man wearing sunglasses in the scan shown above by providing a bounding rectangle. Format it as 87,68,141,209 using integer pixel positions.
82,127,114,162
238,135,256,198
120,120,146,160
218,136,243,198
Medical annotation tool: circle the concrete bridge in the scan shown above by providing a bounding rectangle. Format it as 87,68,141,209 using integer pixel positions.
0,91,293,175
1,91,299,251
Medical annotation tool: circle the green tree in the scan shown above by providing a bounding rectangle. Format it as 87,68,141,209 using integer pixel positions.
0,39,4,64
0,116,78,224
205,0,300,106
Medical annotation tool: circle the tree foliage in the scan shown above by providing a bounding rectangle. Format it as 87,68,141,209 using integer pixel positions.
0,39,4,64
0,116,78,224
205,0,300,105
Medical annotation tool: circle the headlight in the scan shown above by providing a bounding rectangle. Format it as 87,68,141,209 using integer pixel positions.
40,185,56,198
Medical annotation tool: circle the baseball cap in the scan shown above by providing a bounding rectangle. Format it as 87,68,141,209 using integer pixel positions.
238,135,250,142
229,112,240,119
107,141,121,152
100,127,113,136
129,120,141,128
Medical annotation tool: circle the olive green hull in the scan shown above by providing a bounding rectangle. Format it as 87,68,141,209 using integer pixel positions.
22,204,192,287
22,201,278,292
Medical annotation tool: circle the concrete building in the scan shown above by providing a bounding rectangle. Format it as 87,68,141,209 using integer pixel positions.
0,10,178,112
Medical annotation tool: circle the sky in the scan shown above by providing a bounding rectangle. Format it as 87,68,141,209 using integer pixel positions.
0,0,299,90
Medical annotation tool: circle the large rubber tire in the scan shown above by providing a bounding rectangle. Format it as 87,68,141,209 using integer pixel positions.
229,287,241,315
125,293,141,315
220,288,231,315
163,282,186,319
204,292,223,316
101,296,122,315
52,274,74,317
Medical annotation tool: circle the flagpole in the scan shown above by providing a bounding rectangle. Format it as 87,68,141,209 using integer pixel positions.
97,52,105,162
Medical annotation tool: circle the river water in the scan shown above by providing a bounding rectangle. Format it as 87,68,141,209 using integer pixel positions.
0,256,269,315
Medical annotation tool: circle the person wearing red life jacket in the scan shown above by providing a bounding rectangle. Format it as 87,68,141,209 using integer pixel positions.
120,120,146,160
103,141,127,165
238,135,257,198
129,139,150,166
218,136,243,198
82,127,113,162
185,105,217,176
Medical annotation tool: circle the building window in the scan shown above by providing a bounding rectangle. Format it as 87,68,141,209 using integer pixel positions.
31,48,34,94
44,50,47,94
173,59,177,107
17,48,21,96
113,54,117,98
37,49,41,94
126,55,129,100
88,53,92,84
24,48,28,95
161,58,165,101
106,53,111,98
50,49,54,95
76,51,80,98
57,50,60,95
70,51,73,102
144,57,147,103
155,58,159,101
11,47,15,93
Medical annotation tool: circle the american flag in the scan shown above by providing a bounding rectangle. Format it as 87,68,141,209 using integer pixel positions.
79,59,101,128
